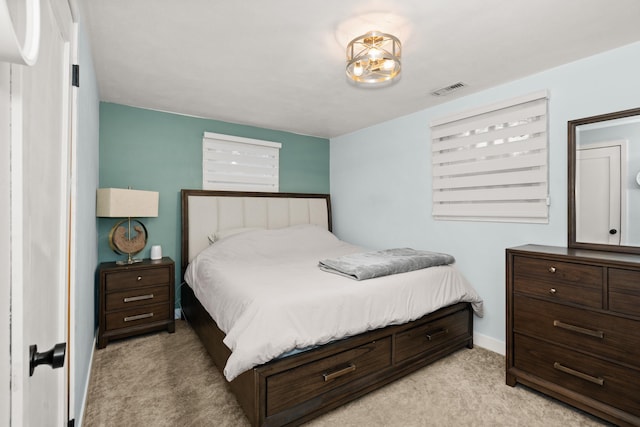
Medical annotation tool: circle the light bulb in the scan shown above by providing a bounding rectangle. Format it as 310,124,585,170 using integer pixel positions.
382,59,395,70
353,62,363,77
368,47,382,59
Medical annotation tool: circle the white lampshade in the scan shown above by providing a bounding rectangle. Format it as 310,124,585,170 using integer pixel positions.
96,188,159,218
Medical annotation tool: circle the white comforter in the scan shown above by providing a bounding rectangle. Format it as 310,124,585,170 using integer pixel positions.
184,225,483,381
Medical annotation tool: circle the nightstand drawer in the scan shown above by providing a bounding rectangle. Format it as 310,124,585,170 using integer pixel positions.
105,285,170,311
513,294,640,367
396,308,470,363
105,303,171,331
104,266,171,291
609,268,640,317
514,334,640,416
512,256,602,308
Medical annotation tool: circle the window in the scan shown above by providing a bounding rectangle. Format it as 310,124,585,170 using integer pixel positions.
430,91,549,223
202,132,281,192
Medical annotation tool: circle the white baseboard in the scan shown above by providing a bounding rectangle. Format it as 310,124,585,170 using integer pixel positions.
76,334,96,427
473,332,505,355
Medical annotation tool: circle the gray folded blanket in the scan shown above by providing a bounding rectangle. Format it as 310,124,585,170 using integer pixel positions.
319,248,455,281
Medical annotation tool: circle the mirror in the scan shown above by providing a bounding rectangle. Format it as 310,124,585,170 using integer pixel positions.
569,107,640,254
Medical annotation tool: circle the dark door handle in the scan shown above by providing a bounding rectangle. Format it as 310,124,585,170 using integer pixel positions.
609,229,617,235
29,343,66,377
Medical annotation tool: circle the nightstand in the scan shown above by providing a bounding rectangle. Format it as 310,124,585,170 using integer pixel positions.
97,257,175,348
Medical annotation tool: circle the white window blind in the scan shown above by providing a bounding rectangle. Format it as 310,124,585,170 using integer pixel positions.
430,91,549,223
202,132,281,192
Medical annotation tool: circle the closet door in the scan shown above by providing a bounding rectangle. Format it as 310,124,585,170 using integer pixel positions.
8,0,74,424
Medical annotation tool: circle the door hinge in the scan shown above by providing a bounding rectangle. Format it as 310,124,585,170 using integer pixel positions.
68,419,75,427
72,64,79,87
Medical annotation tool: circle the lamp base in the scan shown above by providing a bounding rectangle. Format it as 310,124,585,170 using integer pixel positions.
115,253,143,265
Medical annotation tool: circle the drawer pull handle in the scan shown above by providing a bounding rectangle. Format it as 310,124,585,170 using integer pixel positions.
124,294,154,303
549,288,557,295
548,266,556,273
137,276,142,281
425,328,449,341
124,312,153,322
323,363,356,382
553,362,604,386
553,320,604,339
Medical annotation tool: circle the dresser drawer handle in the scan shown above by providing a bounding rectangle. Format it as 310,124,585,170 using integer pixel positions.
137,276,142,281
322,363,356,382
548,266,556,273
553,320,604,339
123,294,154,303
549,288,557,295
553,362,604,386
425,328,449,341
124,312,153,322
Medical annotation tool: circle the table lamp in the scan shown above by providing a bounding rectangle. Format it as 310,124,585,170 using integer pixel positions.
96,188,159,265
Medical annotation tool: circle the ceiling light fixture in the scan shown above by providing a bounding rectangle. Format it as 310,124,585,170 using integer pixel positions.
346,31,401,87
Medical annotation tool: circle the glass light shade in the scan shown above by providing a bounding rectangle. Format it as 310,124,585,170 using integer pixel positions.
346,31,401,86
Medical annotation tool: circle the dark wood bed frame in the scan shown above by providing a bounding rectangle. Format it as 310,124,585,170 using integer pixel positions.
180,190,474,427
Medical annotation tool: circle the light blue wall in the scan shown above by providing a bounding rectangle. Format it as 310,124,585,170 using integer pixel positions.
75,20,100,425
99,104,330,306
330,41,640,349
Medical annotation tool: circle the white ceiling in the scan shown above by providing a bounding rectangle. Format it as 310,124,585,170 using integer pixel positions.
81,0,640,139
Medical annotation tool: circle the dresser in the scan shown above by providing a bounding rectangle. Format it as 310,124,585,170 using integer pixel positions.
507,245,640,426
98,257,175,348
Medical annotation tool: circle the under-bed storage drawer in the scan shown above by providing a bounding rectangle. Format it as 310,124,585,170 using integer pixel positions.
514,334,640,416
265,337,392,416
395,308,470,363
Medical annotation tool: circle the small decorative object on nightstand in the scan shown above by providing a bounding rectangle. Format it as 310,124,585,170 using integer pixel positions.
97,257,175,348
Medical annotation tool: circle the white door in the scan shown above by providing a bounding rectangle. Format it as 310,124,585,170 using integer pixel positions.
8,0,74,425
576,145,622,245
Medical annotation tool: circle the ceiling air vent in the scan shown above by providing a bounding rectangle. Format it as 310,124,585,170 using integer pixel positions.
430,82,467,96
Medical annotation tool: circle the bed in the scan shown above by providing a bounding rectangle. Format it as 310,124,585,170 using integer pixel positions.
180,189,483,426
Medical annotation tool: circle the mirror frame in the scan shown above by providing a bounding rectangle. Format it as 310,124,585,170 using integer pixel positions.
568,107,640,254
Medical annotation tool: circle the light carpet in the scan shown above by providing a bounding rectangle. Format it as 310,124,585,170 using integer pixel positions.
83,320,611,427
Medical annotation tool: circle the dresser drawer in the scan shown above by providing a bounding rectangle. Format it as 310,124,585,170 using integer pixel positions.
266,337,392,416
104,267,171,291
512,256,602,308
396,308,470,363
105,285,170,311
105,303,171,331
609,268,640,318
513,295,640,368
514,334,640,416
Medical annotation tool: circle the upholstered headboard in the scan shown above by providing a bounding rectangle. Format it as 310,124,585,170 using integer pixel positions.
180,190,332,274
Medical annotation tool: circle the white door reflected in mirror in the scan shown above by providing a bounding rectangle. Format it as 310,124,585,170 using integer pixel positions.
576,143,622,245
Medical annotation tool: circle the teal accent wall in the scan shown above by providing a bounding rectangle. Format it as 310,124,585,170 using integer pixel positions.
99,102,330,306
